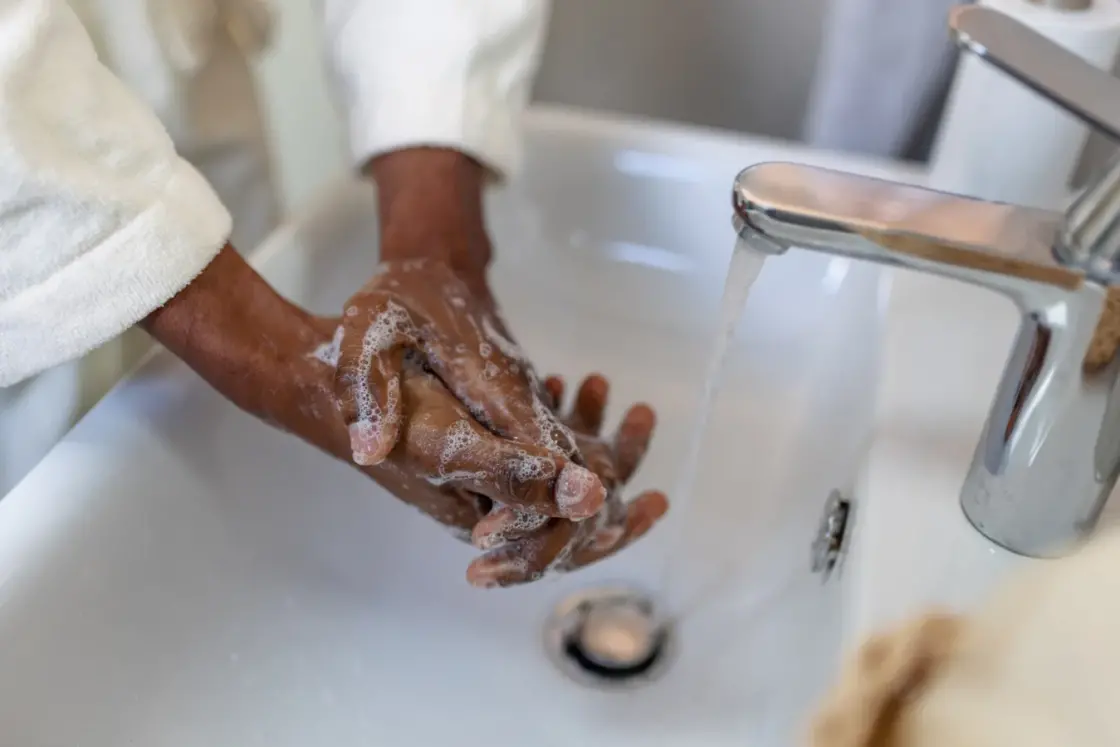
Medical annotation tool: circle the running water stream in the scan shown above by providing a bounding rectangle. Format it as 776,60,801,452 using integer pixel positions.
655,234,775,619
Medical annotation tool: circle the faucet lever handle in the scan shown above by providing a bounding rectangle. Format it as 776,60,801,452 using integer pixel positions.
951,5,1120,141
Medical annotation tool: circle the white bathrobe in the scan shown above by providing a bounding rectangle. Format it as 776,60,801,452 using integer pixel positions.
0,0,549,492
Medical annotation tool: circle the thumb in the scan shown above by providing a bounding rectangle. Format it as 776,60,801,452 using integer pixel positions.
335,299,417,465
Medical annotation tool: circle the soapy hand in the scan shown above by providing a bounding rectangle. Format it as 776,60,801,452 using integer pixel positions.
344,358,609,537
333,259,579,470
142,246,606,533
144,245,638,586
466,374,670,588
315,298,606,524
330,260,667,586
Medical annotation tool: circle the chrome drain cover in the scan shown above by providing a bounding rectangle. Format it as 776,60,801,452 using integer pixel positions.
543,587,673,689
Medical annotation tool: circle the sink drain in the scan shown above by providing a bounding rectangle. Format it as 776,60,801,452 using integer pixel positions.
543,587,673,689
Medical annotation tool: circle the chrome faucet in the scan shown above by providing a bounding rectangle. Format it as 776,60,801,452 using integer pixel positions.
733,6,1120,558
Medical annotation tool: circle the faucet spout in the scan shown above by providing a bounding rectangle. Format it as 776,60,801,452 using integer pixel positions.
733,163,1081,291
733,162,1119,557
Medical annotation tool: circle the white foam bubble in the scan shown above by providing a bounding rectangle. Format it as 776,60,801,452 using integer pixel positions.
499,508,551,537
476,502,552,549
481,316,525,362
478,342,493,358
508,508,549,533
461,396,489,426
310,326,344,367
351,303,413,458
512,449,556,482
490,531,546,565
424,470,487,487
439,420,479,469
483,362,500,380
556,463,598,509
530,396,577,457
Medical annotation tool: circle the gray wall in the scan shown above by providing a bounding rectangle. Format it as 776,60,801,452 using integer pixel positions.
533,0,829,139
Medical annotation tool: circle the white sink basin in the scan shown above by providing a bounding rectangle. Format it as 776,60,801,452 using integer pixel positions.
0,107,957,746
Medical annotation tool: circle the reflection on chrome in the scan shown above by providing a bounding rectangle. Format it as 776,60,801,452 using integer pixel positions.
729,6,1120,558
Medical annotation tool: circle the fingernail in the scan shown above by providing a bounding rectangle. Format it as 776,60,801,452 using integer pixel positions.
349,421,387,465
556,463,605,519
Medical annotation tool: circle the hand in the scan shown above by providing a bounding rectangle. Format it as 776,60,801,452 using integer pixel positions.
325,344,614,538
332,259,601,518
360,148,668,586
465,374,670,588
353,147,581,450
348,147,663,584
143,247,606,545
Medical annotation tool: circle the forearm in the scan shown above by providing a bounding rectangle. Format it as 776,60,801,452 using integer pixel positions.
142,246,329,429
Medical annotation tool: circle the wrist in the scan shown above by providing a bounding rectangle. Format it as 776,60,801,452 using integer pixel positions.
364,147,493,279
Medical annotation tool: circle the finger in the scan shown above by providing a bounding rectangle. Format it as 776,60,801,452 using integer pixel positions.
404,411,605,519
576,437,619,490
425,345,579,458
567,490,669,569
450,448,604,519
571,374,609,435
420,313,529,418
466,521,576,588
421,316,579,458
543,376,565,412
614,404,657,482
336,298,418,465
471,505,552,550
303,317,345,362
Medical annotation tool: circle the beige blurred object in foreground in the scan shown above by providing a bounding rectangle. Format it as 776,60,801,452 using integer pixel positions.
808,524,1120,747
